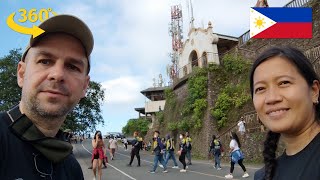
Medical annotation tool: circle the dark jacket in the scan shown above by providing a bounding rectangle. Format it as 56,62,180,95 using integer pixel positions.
0,112,84,180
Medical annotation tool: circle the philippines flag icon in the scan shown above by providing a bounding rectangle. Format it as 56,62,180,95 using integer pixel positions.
250,7,312,38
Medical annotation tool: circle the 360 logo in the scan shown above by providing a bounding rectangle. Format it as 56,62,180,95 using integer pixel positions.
6,8,58,38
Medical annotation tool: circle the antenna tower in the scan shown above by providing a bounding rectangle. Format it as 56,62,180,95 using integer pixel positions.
167,4,183,83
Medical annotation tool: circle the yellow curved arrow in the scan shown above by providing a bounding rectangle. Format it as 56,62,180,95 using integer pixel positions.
6,12,45,38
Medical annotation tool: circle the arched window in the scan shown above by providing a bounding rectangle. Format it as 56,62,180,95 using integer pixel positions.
189,50,198,68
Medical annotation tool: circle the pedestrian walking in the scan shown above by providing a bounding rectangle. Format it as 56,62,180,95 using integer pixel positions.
161,137,167,160
250,46,320,180
123,137,128,151
185,131,192,165
149,131,168,173
209,135,223,170
225,132,249,179
127,131,142,167
92,131,106,180
178,133,187,172
109,137,118,160
164,134,179,169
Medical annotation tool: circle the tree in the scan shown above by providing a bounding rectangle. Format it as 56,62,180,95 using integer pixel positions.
122,118,150,137
0,49,22,111
63,81,105,134
0,49,105,133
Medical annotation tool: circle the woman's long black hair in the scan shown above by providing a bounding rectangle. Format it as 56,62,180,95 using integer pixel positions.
231,132,241,148
249,46,320,180
94,130,102,140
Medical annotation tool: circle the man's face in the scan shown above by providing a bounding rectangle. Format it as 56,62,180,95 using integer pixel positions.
17,33,90,119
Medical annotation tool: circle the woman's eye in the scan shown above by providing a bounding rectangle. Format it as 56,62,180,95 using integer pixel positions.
279,81,290,85
255,87,264,93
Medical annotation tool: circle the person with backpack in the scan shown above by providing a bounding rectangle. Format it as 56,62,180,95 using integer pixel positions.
185,131,192,165
149,131,168,173
127,131,142,167
209,135,223,170
164,134,179,168
178,133,187,172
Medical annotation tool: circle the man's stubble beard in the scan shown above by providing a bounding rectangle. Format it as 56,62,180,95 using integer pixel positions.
22,90,75,121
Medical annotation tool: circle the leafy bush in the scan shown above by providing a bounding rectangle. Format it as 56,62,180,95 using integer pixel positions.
156,111,164,124
178,119,190,132
122,118,150,137
164,88,176,108
210,54,252,129
167,122,179,131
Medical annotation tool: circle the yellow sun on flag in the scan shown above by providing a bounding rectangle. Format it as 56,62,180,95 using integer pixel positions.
254,16,266,29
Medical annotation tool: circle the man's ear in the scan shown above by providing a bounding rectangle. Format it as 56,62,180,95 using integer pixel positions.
81,75,90,98
17,61,26,88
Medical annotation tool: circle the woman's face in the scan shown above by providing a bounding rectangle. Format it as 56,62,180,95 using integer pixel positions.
253,56,319,134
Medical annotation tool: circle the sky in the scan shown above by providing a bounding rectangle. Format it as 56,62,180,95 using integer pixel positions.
0,0,291,134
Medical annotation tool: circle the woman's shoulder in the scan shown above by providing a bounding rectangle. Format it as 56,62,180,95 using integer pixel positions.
254,166,265,180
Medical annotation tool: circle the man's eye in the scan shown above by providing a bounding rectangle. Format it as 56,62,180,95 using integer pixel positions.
67,64,80,72
39,59,51,65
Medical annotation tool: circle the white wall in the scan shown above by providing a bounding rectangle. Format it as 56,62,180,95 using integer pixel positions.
177,24,219,78
145,100,166,113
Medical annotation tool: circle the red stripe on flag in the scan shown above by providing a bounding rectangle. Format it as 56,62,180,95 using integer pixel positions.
253,23,312,38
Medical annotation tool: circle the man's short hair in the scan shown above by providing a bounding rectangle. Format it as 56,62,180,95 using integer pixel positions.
154,131,160,134
21,14,94,74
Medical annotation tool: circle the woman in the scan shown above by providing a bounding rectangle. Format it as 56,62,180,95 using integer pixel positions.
178,133,187,172
251,46,320,180
209,135,223,170
109,137,118,160
92,131,106,180
225,132,249,179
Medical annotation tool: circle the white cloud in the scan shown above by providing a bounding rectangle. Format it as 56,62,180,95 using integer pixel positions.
101,76,145,105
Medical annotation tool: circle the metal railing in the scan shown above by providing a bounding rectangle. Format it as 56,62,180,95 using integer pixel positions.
284,0,312,7
238,0,313,46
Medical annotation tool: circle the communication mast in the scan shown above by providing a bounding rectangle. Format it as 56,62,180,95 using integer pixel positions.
167,4,183,83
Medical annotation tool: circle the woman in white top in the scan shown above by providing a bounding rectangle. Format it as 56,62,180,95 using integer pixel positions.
225,132,249,179
109,137,118,160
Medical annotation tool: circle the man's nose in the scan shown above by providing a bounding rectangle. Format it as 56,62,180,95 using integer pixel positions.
47,63,65,82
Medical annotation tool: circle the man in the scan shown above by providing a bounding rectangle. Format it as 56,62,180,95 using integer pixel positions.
0,14,93,179
127,131,142,167
185,131,192,165
237,117,246,135
149,131,168,173
123,137,128,151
